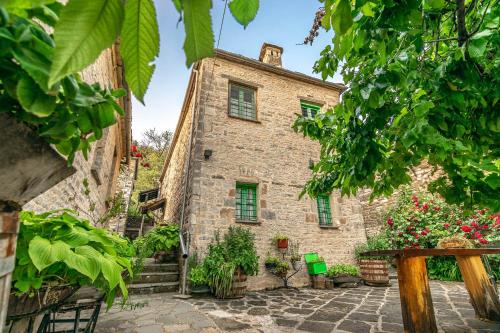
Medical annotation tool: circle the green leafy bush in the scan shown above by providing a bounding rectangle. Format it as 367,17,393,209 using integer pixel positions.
326,264,360,278
13,210,134,307
133,224,179,258
426,257,462,282
354,233,390,260
273,234,288,241
202,227,259,298
188,266,207,287
265,255,280,265
0,7,125,164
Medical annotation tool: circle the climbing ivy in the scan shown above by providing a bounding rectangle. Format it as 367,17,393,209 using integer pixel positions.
294,0,499,210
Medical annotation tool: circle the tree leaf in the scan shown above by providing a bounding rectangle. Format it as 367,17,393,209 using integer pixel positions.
120,0,159,103
16,76,56,117
64,246,101,281
28,236,71,271
49,0,124,86
468,38,488,59
99,253,122,289
229,0,259,28
182,0,214,67
171,0,181,13
332,0,352,36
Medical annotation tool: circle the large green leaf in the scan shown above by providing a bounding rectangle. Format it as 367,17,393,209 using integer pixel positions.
99,253,122,289
229,0,259,28
64,246,101,281
183,0,214,67
120,0,159,103
16,76,56,117
49,0,124,86
331,0,352,36
28,236,71,271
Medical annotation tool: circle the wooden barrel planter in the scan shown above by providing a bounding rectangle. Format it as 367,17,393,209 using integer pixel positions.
229,267,247,298
359,259,390,286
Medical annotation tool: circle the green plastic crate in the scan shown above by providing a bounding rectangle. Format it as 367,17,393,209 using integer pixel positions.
304,253,319,264
307,261,327,275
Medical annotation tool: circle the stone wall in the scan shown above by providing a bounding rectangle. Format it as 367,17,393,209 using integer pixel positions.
24,47,127,221
162,55,369,290
359,162,443,237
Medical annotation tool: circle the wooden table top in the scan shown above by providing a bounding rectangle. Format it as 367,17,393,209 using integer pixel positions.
361,248,500,257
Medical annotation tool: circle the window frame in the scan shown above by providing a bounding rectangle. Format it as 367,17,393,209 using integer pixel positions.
316,194,333,226
235,183,258,222
227,82,258,122
300,101,321,119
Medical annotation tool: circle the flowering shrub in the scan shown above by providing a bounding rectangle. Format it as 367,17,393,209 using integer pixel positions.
385,189,499,249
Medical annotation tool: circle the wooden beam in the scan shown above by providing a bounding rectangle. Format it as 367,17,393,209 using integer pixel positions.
456,255,500,321
397,255,438,333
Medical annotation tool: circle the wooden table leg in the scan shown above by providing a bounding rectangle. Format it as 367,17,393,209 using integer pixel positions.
456,255,500,321
396,255,437,333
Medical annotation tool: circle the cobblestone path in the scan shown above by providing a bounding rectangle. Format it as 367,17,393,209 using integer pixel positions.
95,281,500,332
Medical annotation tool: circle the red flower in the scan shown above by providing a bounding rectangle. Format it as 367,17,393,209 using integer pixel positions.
471,221,479,229
444,223,450,229
483,225,489,230
387,218,394,227
474,231,482,239
456,220,462,226
415,234,420,239
135,152,143,158
421,230,428,236
479,238,489,245
415,202,420,208
461,225,472,233
131,145,138,153
423,204,429,210
412,195,418,202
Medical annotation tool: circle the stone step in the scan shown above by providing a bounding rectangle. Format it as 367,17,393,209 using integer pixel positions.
128,281,179,295
142,262,179,273
134,272,179,284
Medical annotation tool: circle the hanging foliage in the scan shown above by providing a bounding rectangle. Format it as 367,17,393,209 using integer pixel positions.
294,0,499,210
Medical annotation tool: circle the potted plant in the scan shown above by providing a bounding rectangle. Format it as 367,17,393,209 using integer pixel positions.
275,260,290,278
327,264,361,288
355,234,391,286
204,227,259,299
133,224,180,263
9,210,134,319
189,265,210,296
289,241,302,270
437,235,475,249
264,254,280,270
274,234,289,249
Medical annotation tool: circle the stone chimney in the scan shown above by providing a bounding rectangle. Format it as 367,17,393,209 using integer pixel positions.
259,43,283,67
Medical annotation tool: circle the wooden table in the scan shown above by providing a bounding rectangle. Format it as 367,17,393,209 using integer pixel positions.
361,248,500,333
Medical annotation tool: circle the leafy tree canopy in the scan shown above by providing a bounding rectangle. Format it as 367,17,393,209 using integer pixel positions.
294,0,499,211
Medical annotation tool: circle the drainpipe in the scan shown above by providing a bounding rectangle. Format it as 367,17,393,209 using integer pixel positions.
179,66,201,294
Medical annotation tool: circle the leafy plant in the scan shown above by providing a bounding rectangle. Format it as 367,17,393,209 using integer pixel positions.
203,239,235,299
355,233,390,260
327,264,360,278
426,256,462,281
3,0,261,102
264,255,280,265
295,1,500,211
0,6,126,164
188,265,207,287
133,224,179,258
273,234,289,241
275,260,290,276
224,226,259,276
13,210,134,307
288,240,301,262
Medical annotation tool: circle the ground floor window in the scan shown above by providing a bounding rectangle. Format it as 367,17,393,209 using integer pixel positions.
236,183,257,221
317,194,332,226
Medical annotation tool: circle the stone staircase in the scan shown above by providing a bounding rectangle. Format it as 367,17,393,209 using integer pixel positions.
128,258,180,294
124,216,155,240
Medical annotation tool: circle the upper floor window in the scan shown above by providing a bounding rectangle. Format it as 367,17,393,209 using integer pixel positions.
301,101,321,119
236,183,258,222
317,194,332,226
229,83,256,121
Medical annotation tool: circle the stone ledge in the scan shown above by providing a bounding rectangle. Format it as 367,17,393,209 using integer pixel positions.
319,225,339,230
235,220,262,226
227,115,262,124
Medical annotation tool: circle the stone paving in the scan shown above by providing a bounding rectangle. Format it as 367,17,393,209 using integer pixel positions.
95,281,500,333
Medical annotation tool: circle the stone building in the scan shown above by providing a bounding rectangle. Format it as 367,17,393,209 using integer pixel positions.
159,44,369,289
24,44,133,227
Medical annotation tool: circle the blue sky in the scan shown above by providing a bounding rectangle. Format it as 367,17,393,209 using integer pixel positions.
132,0,343,139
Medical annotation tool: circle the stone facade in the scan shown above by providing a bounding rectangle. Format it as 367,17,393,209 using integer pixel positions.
160,45,369,290
24,46,132,222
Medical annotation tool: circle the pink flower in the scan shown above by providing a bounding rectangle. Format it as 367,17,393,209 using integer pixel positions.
387,218,394,227
421,230,428,236
415,234,420,239
461,225,472,233
456,220,462,226
471,221,479,229
483,225,489,230
474,231,482,239
479,238,489,245
444,223,450,229
423,204,429,210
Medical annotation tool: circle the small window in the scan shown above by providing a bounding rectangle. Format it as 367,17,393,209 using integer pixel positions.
236,183,258,221
301,101,321,119
229,83,256,121
317,194,332,226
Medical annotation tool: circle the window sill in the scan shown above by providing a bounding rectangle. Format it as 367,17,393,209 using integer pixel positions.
319,225,339,229
228,115,262,124
235,220,261,225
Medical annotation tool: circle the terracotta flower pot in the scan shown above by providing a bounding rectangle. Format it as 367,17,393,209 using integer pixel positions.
277,239,288,249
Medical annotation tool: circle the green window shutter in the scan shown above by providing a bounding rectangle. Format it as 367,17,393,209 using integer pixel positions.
300,101,321,118
229,83,256,120
236,183,257,221
317,194,332,225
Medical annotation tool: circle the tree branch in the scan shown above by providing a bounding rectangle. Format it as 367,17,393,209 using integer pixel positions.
456,0,468,46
